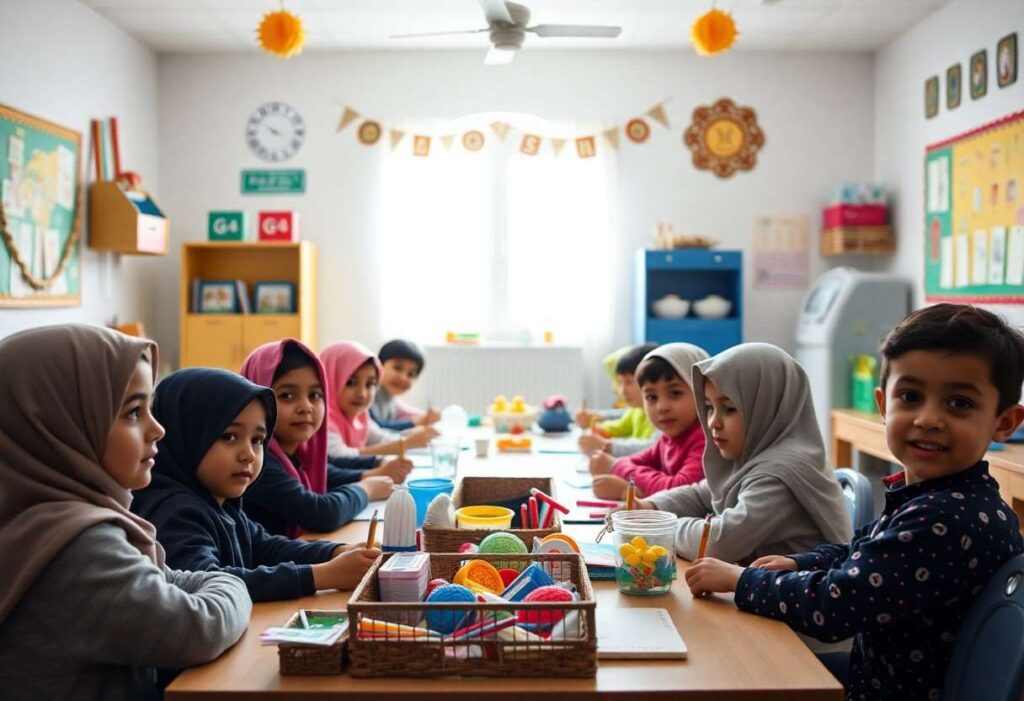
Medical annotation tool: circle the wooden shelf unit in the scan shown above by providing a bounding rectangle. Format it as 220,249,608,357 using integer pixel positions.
179,241,316,370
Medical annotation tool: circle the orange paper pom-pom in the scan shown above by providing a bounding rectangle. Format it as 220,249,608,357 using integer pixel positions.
691,8,738,56
257,9,305,58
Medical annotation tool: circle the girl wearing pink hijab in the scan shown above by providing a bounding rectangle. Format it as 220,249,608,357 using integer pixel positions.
320,341,436,458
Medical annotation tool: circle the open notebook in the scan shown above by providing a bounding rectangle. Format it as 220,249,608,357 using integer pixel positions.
596,608,688,659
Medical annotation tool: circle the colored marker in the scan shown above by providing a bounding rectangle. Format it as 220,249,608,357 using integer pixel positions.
530,488,570,514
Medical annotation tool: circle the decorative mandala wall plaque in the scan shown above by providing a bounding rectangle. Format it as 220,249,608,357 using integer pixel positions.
683,98,765,178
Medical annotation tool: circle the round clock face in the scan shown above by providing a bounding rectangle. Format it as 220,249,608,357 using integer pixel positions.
246,102,304,162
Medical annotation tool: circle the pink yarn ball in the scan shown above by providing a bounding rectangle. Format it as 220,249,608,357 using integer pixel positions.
518,585,573,625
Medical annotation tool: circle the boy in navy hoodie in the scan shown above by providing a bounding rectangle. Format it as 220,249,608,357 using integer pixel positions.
133,368,380,601
684,304,1024,700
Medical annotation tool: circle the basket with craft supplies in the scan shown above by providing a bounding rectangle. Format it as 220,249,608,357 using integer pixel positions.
421,477,565,553
347,552,597,678
263,609,350,675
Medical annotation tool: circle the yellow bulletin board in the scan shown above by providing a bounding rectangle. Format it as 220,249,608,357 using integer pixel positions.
925,110,1024,302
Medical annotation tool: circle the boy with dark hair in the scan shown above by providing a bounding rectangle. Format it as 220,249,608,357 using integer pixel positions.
685,303,1024,700
578,343,660,459
371,339,439,432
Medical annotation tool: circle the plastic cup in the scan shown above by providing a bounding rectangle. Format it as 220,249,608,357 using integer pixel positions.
407,478,454,527
431,439,460,479
455,505,515,530
474,437,490,458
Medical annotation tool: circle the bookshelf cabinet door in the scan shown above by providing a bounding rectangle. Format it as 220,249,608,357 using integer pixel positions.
242,315,302,357
184,315,244,370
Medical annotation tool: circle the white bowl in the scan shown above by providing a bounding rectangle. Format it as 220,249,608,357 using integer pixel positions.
652,295,690,319
693,295,732,319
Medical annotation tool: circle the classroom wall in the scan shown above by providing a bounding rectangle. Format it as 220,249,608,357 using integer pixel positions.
0,0,161,343
874,0,1024,324
156,49,875,375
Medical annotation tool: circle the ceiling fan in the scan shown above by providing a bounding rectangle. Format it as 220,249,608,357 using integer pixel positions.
389,0,622,65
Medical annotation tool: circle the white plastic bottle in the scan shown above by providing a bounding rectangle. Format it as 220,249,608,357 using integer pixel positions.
382,485,417,552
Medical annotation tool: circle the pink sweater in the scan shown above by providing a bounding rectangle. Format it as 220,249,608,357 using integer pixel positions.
612,420,706,497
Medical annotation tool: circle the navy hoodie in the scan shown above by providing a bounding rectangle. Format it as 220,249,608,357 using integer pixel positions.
132,368,339,602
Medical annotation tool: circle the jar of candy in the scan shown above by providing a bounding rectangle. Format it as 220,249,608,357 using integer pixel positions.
610,510,677,596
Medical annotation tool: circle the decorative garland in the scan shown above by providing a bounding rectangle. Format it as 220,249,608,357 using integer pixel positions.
0,182,82,291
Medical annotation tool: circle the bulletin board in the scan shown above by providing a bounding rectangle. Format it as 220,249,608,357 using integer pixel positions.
0,104,82,307
925,111,1024,303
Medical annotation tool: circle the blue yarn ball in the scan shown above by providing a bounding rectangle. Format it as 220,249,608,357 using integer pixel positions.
425,583,477,635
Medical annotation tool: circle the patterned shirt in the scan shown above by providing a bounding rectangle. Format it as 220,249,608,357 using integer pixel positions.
735,461,1023,700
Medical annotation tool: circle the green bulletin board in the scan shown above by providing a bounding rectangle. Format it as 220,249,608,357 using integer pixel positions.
0,104,82,307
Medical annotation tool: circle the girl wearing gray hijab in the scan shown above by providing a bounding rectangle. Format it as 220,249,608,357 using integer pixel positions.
640,343,853,564
0,325,252,700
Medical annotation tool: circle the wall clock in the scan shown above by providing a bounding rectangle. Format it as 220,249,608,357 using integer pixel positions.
683,98,765,179
246,102,304,162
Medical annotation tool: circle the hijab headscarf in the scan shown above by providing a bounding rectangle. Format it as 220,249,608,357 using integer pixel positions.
0,324,164,623
643,342,710,390
240,339,327,496
320,340,382,449
692,342,853,545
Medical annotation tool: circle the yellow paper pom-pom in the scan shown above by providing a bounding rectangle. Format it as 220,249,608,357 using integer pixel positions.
691,8,738,57
257,9,306,58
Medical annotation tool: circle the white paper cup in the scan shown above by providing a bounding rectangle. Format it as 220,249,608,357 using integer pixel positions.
474,437,490,458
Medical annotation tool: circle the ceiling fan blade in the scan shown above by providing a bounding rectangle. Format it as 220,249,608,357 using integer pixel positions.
479,0,514,26
390,28,489,39
484,46,516,65
527,24,622,38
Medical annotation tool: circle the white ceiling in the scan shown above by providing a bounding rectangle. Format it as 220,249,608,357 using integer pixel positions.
79,0,950,54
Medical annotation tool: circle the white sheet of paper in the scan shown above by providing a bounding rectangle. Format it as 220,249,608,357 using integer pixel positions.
990,226,1007,285
1008,226,1024,286
597,608,687,659
955,231,970,287
1,179,16,213
8,222,34,297
937,156,950,212
8,135,23,167
927,160,939,212
57,145,74,210
43,228,60,278
972,229,989,285
940,237,954,289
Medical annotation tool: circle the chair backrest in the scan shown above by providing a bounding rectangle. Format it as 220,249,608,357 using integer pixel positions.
944,553,1024,701
834,467,874,530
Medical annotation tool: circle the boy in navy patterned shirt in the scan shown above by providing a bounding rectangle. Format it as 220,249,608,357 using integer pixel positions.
684,304,1024,700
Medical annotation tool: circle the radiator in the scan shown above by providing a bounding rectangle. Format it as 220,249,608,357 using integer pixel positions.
404,345,585,414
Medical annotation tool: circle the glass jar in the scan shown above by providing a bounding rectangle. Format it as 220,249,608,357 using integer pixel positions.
610,510,678,596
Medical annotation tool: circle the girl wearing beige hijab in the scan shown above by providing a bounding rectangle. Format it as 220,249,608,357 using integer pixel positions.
0,324,251,700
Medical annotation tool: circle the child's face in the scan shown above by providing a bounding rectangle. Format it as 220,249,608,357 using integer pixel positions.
876,350,1024,485
641,376,698,438
196,399,268,505
703,378,746,460
380,358,419,396
272,365,325,452
618,372,642,407
102,356,165,491
338,363,378,419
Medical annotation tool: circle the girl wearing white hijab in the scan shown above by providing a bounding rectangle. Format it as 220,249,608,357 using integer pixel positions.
641,343,853,563
0,325,251,700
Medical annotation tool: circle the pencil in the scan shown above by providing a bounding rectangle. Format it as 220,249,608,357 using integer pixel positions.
298,608,310,629
521,503,529,528
365,509,379,548
398,436,405,461
588,415,598,433
696,513,713,560
625,477,636,511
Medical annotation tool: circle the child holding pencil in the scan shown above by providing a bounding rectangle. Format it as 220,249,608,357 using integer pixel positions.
577,344,660,458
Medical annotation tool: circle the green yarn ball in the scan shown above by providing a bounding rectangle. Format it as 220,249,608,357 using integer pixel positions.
478,531,528,570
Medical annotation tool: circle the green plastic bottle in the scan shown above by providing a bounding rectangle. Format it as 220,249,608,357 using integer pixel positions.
851,354,878,413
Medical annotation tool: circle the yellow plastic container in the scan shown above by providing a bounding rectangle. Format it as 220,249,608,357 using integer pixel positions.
455,506,515,530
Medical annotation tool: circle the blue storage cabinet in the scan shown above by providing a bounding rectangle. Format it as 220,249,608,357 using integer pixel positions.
633,249,743,355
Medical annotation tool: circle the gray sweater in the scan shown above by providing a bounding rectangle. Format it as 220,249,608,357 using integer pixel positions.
0,523,252,700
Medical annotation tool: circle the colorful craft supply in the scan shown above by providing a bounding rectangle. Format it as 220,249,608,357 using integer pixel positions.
498,568,520,587
382,486,417,552
455,505,515,530
519,586,574,625
520,503,529,528
576,499,621,509
459,542,480,554
378,552,431,605
529,497,539,530
365,508,379,548
357,618,440,640
532,537,575,556
454,559,506,596
541,532,580,552
425,584,477,635
625,478,636,511
530,488,570,515
502,562,555,602
447,614,518,641
697,513,713,560
425,578,450,599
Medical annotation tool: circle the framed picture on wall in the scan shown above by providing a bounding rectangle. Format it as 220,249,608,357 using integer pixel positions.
998,33,1018,88
198,280,240,313
253,281,296,314
946,63,962,110
925,75,940,118
970,50,987,99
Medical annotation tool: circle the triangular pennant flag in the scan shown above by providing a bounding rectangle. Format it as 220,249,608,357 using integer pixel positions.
490,121,510,142
389,129,406,150
603,127,620,150
551,138,566,157
646,103,670,129
441,134,455,151
336,107,360,132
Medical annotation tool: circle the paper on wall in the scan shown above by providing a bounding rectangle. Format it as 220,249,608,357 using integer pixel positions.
1007,226,1024,286
955,231,970,287
972,229,988,285
940,237,954,289
56,145,74,210
8,135,24,167
989,226,1007,285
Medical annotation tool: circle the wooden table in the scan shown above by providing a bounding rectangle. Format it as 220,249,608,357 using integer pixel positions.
167,432,843,700
831,408,1024,526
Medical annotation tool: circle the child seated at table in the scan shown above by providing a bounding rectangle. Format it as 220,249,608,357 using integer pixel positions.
371,339,440,431
577,343,659,458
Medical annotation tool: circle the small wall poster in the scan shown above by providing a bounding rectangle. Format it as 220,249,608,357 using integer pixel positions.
753,215,810,289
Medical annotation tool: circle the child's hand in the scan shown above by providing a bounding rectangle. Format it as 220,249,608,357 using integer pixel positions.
588,450,615,476
578,433,610,455
312,547,382,591
404,426,439,449
575,409,599,429
366,457,413,483
333,541,379,557
417,408,442,426
592,474,629,500
749,555,798,571
358,475,395,501
684,557,745,597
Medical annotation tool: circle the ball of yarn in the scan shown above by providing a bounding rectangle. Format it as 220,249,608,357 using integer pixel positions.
498,568,520,587
425,584,477,634
479,531,528,569
424,578,449,600
518,585,573,625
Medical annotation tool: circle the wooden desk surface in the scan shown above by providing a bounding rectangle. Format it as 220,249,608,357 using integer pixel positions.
167,433,842,700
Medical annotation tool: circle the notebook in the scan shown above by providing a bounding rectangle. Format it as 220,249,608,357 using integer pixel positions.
596,608,688,659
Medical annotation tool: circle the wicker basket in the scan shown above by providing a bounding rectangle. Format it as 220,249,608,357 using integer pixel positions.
276,609,349,676
348,552,597,678
421,476,562,553
820,226,894,255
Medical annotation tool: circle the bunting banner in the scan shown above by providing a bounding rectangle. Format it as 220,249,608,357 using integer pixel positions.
576,136,596,159
490,121,510,142
389,129,406,150
336,107,360,132
463,130,485,151
520,133,541,156
647,104,670,129
413,135,431,157
357,120,381,145
441,134,455,151
603,127,620,150
551,138,567,157
625,118,650,144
